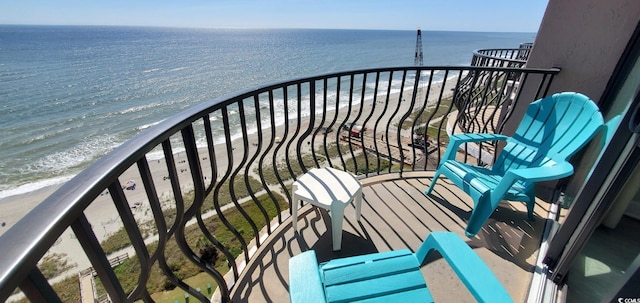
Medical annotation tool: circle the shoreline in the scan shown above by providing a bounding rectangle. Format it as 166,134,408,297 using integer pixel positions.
0,75,458,279
2,76,458,303
0,73,459,202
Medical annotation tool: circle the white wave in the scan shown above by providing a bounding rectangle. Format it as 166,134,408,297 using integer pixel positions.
28,134,121,176
0,175,74,200
17,125,78,146
138,120,163,130
145,150,166,161
119,102,163,115
142,68,161,74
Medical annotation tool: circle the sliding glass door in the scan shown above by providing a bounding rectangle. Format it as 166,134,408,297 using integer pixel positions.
542,24,640,302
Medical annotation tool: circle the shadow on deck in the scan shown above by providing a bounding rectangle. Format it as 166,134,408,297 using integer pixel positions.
229,171,550,302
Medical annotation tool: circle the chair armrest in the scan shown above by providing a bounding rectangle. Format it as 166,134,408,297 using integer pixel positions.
289,250,326,303
415,232,513,303
506,161,574,183
442,133,509,162
490,160,574,210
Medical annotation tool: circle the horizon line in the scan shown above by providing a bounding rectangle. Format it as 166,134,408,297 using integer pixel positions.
0,23,538,34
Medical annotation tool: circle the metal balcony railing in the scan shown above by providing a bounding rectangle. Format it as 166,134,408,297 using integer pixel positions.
455,46,535,147
471,47,533,68
0,65,558,302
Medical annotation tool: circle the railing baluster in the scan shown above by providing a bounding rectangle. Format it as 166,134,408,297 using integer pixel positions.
136,155,186,301
158,138,217,297
284,85,300,180
398,69,421,173
376,71,393,173
162,139,184,236
203,114,219,194
227,101,261,250
108,180,152,300
335,76,349,171
391,70,408,172
214,105,248,276
344,74,358,174
291,83,305,174
1,64,562,303
352,73,369,174
258,90,284,224
413,69,433,171
360,72,380,177
270,88,291,216
194,215,231,301
310,79,325,169
171,125,221,303
20,267,61,303
71,214,127,302
245,95,272,239
325,77,341,169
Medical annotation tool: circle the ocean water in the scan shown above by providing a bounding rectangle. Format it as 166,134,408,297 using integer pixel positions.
0,25,536,199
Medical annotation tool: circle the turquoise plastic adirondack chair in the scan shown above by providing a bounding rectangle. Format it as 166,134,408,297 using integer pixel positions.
289,232,513,303
425,92,606,237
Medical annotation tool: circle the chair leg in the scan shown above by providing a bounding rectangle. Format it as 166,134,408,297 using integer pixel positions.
354,189,363,221
330,203,347,251
526,194,535,221
465,196,493,237
291,193,299,233
424,170,441,195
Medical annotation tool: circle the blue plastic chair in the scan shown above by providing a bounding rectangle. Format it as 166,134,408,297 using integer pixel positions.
289,232,513,303
425,92,606,237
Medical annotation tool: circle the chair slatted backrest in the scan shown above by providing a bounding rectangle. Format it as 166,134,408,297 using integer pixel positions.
492,92,604,175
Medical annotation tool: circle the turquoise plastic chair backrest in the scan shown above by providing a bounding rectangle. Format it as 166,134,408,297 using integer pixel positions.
492,92,604,176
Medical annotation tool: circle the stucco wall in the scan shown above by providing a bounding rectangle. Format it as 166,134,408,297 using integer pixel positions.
506,0,640,201
525,0,639,100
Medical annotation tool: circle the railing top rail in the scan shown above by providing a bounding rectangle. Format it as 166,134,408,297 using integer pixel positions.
472,48,531,64
0,65,559,300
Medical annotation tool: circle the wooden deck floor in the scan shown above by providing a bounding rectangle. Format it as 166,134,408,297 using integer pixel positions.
227,171,550,302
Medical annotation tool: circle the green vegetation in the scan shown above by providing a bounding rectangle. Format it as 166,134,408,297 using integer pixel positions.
107,192,288,296
37,131,399,303
38,253,75,279
55,276,82,302
100,175,264,255
320,142,351,160
401,96,453,131
41,175,286,303
414,124,449,142
255,142,353,185
255,141,393,180
150,272,216,302
256,153,324,185
342,147,392,175
15,276,80,303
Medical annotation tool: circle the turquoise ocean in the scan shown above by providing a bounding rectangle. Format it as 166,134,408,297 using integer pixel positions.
0,25,536,199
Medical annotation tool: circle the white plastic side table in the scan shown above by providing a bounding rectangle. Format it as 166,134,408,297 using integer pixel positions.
291,167,363,251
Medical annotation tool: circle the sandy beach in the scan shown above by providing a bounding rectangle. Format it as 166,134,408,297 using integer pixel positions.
0,75,459,286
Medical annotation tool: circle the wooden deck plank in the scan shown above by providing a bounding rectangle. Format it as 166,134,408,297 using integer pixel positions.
228,172,549,302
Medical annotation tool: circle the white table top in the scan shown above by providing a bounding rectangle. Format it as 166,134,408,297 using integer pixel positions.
293,167,361,207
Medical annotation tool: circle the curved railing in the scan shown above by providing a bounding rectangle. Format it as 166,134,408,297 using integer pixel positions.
0,66,559,302
471,47,532,68
452,46,535,144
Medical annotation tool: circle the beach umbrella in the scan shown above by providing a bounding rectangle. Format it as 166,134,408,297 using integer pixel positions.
124,180,136,190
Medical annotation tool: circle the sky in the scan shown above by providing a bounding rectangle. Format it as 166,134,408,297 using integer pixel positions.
0,0,549,32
